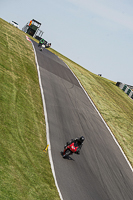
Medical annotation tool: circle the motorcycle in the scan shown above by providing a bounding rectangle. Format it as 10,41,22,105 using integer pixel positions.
62,142,79,158
38,43,45,51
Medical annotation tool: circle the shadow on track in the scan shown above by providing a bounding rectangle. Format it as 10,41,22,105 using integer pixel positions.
60,152,75,161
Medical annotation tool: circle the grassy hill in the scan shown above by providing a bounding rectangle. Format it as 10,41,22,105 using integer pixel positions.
0,18,60,200
0,17,133,200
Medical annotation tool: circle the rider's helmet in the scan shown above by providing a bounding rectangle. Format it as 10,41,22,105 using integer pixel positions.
79,136,85,143
40,38,44,44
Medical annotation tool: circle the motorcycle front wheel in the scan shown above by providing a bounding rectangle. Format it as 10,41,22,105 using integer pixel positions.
63,149,71,158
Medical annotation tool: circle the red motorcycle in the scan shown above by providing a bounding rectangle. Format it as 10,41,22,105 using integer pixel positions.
63,142,79,158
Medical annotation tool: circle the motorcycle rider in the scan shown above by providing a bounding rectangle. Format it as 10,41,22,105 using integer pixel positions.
64,136,85,155
38,38,47,47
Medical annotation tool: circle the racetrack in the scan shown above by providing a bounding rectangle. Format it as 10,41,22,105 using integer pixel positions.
32,41,133,200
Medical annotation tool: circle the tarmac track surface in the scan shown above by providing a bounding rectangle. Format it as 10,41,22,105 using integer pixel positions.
32,41,133,200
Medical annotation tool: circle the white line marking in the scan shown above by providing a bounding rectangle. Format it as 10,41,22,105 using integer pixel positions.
31,42,64,200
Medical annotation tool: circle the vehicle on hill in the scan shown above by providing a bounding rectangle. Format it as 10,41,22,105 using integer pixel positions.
10,21,19,28
38,38,51,51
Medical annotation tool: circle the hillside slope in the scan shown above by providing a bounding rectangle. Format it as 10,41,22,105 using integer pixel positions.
0,17,133,200
0,18,60,200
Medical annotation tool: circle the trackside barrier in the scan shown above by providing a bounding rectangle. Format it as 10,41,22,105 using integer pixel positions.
116,82,133,99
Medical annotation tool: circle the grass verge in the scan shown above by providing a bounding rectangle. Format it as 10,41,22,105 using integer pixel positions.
0,18,60,200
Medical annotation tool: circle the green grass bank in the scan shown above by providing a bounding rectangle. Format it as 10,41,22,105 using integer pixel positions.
0,17,133,200
0,18,60,200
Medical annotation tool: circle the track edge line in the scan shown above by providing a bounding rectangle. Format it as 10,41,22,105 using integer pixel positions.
64,62,133,173
32,42,64,200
